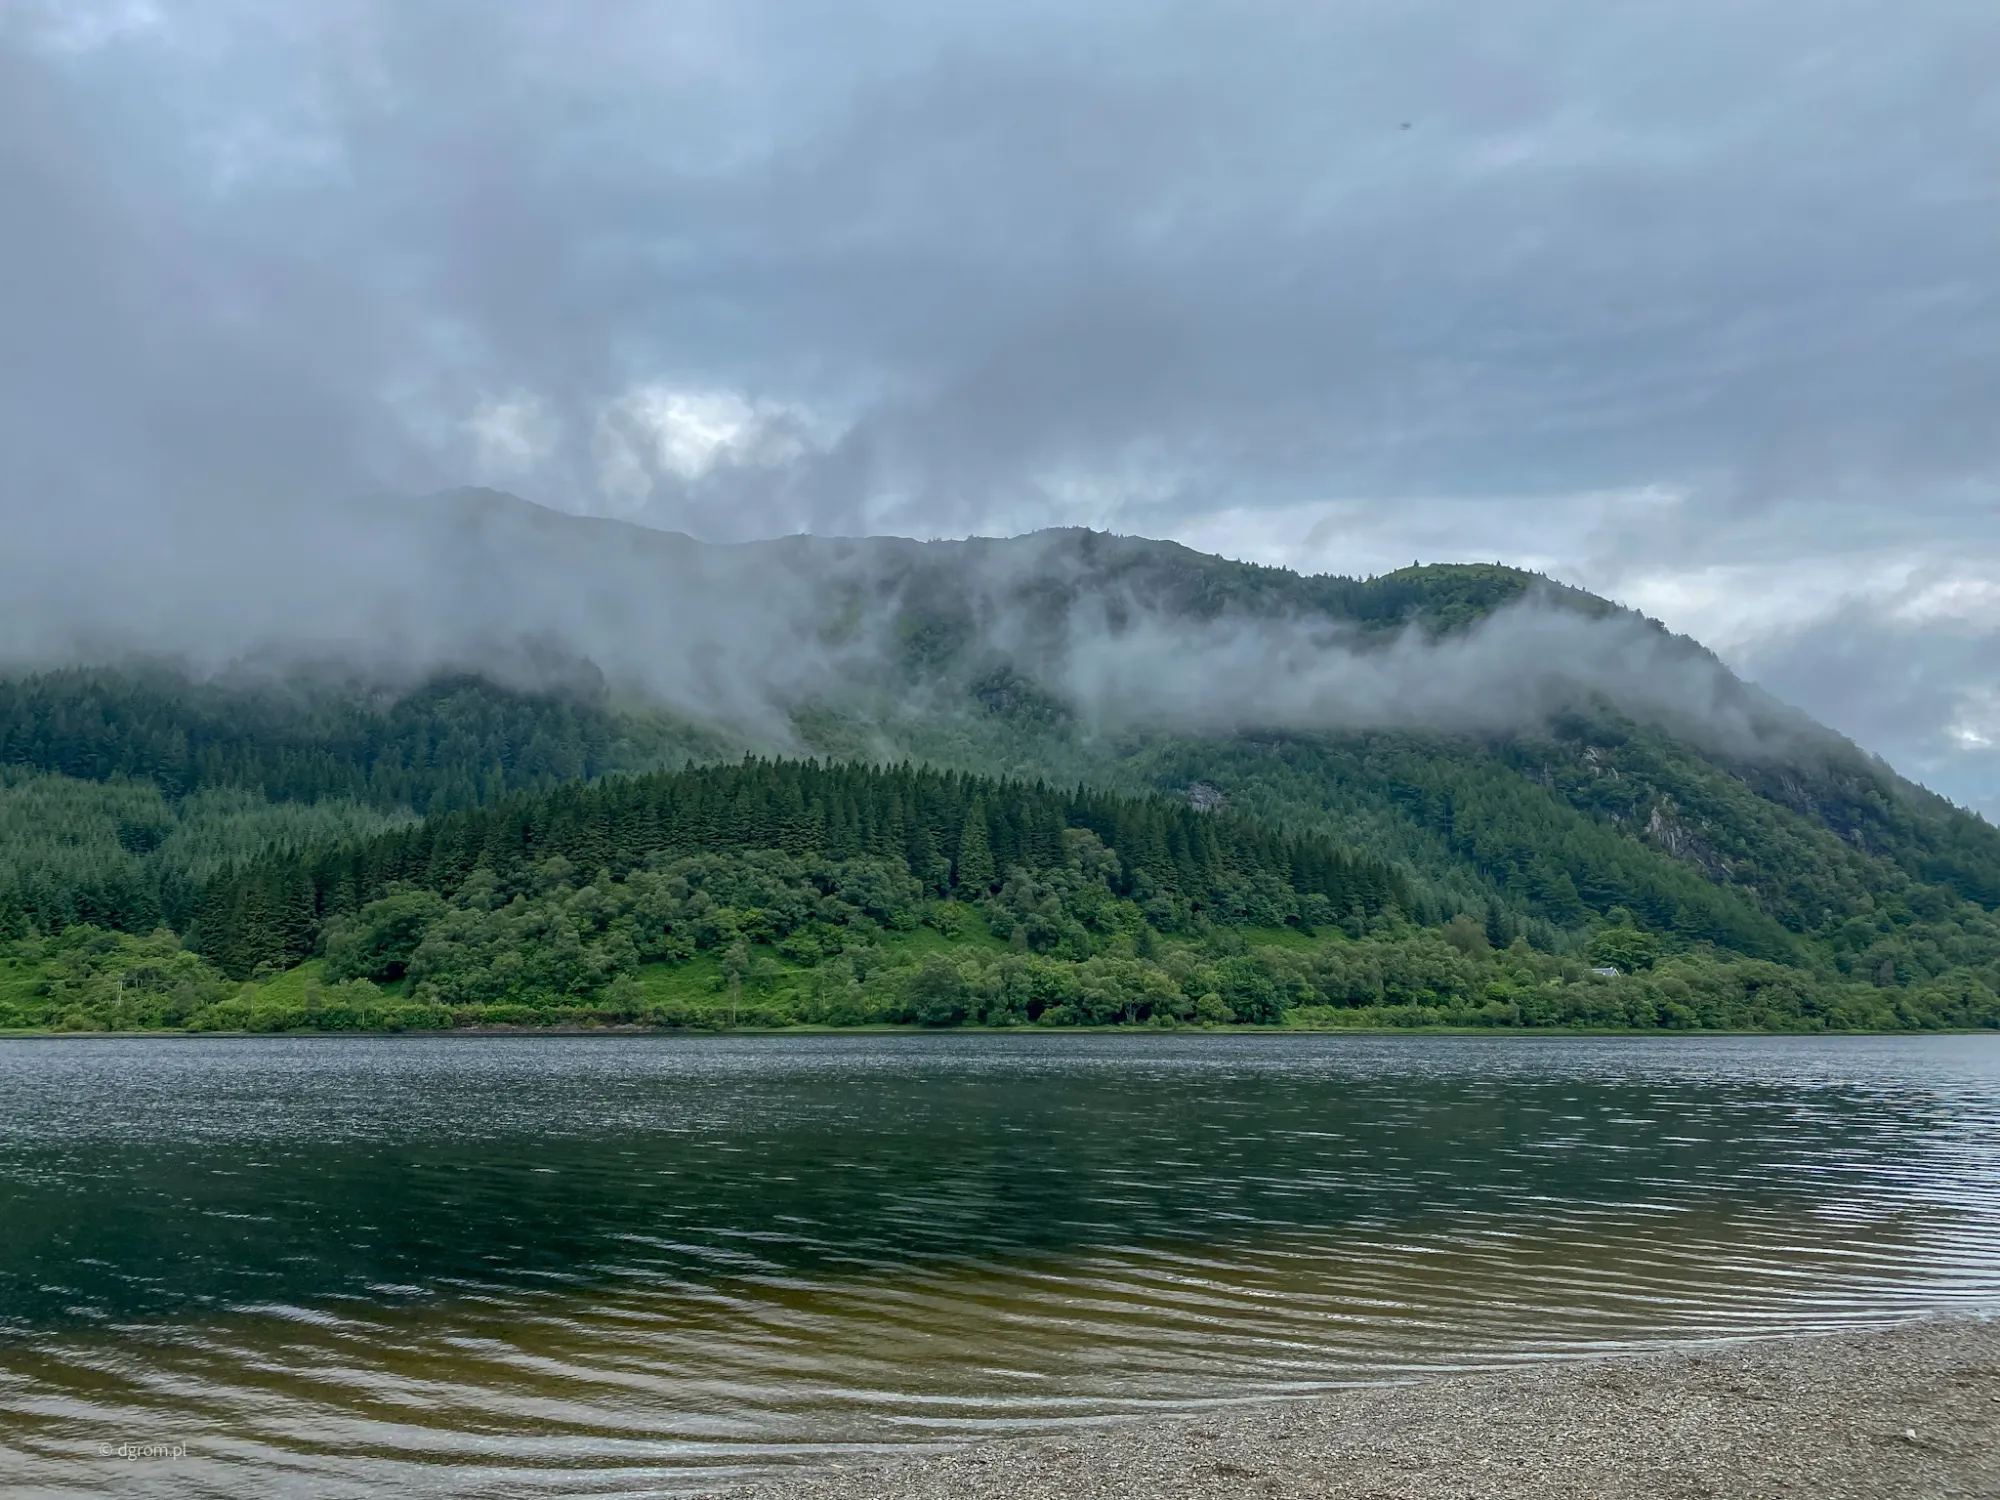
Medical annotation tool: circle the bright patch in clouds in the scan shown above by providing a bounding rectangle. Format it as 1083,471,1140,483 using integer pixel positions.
3,0,1997,810
1893,576,2000,627
621,388,759,480
591,386,839,514
466,394,560,481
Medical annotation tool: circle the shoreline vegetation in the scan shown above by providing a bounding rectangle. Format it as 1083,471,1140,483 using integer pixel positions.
6,896,1997,1037
712,1318,2000,1500
2,754,1997,1037
11,1027,2000,1040
3,924,2000,1040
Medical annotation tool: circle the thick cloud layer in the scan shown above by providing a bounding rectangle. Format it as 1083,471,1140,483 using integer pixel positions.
2,2,1995,809
0,489,1816,780
1054,603,1798,757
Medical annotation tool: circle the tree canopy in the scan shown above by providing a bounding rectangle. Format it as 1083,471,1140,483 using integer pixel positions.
189,757,1408,977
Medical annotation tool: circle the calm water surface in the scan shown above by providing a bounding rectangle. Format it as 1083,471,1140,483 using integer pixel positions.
2,1032,1998,1496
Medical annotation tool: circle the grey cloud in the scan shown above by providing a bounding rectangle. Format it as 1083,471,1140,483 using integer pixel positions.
0,489,1811,773
0,493,863,741
1,1,1996,805
1737,601,2000,821
1054,601,1798,755
10,0,1993,526
0,43,421,509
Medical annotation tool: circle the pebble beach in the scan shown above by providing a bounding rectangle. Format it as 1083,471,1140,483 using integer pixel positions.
719,1318,2000,1500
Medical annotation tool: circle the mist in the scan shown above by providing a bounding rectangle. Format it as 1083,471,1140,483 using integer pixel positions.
0,491,857,739
2,3,1995,807
0,487,1829,776
1052,602,1807,755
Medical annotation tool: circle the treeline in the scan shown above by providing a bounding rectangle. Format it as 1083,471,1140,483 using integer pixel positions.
0,667,715,815
11,879,1996,1037
190,758,1410,977
0,768,409,937
1118,720,2000,987
946,542,1577,639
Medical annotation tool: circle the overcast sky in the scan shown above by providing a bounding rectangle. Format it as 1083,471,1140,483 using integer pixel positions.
3,0,1996,813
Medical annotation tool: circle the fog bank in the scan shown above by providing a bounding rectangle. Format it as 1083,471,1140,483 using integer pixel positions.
0,489,1830,766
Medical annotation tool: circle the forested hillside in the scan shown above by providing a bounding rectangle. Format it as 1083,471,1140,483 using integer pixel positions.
2,494,1997,1035
4,755,1991,1037
0,769,407,934
0,666,728,811
188,758,1406,978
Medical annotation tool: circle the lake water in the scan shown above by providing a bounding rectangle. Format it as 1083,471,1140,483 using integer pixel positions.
3,1033,1998,1497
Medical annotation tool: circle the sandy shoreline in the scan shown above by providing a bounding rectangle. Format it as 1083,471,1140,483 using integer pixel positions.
712,1318,2000,1500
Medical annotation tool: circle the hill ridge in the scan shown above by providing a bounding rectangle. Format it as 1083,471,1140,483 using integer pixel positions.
0,487,1996,1036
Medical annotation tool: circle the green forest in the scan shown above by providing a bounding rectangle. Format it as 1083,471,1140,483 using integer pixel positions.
3,547,1999,1036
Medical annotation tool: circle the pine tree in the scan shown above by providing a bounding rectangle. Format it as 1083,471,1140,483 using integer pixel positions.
955,801,997,893
185,755,1406,972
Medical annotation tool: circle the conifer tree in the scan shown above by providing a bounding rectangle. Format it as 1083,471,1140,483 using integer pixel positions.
955,800,997,893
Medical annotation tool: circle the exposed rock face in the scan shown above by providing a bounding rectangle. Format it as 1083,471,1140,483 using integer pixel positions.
1645,798,1733,881
1185,782,1228,813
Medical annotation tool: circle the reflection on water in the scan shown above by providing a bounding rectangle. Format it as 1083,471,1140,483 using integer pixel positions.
1,1033,1997,1496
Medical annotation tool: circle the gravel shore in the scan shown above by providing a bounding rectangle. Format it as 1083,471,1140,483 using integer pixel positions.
717,1317,2000,1500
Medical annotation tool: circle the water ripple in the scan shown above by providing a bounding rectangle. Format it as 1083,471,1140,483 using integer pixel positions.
0,1033,1997,1496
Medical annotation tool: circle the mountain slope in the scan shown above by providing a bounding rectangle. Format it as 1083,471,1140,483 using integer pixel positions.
0,488,1996,1031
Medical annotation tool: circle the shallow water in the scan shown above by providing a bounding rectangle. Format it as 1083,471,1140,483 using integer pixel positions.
2,1032,1997,1496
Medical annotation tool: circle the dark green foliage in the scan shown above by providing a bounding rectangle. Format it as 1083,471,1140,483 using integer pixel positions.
891,539,1579,643
5,532,1999,1039
953,801,998,893
1283,935,2000,1033
1088,722,2000,992
1729,751,2000,910
0,769,405,938
323,889,450,982
906,954,971,1026
0,667,723,814
191,758,1408,976
1587,925,1660,973
970,667,1071,726
1294,561,1583,635
1107,732,1809,951
322,849,925,1012
10,845,1997,1034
